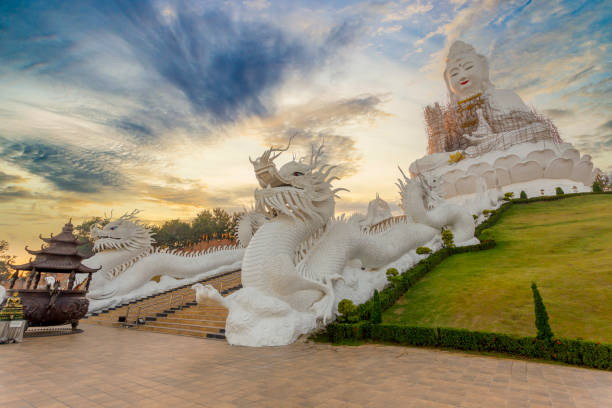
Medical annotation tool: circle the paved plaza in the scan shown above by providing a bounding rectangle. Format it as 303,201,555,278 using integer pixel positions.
1,324,611,408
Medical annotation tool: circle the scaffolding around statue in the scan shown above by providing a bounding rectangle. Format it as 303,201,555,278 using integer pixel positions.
424,98,562,157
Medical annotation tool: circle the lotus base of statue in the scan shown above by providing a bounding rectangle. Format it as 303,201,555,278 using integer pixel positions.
410,141,597,203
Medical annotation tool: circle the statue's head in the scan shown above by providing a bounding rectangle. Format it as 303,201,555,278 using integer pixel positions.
443,41,491,102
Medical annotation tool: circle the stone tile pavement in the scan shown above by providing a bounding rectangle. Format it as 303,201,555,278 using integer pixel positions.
0,323,610,407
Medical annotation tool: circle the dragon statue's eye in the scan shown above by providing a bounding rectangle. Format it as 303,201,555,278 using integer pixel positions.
293,172,304,176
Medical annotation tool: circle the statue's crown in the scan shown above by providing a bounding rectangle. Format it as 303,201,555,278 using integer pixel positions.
446,41,477,62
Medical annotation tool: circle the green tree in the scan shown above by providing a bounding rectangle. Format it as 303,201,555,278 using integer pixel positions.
592,173,608,193
154,219,192,248
441,228,455,248
0,240,16,283
191,210,216,242
370,290,382,324
212,208,231,236
531,282,554,340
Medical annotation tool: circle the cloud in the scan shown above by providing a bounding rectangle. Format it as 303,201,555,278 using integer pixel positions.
111,5,314,123
416,0,502,58
543,109,575,119
383,3,434,22
573,118,612,156
0,138,126,193
0,171,26,184
109,119,155,140
0,1,360,131
376,25,403,35
257,94,390,177
243,0,271,11
0,186,35,202
597,120,612,130
141,181,253,208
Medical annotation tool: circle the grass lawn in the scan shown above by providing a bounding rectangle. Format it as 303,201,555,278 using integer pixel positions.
384,195,612,343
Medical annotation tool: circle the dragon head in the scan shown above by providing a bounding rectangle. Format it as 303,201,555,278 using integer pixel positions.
90,210,155,252
363,193,392,226
249,139,347,224
396,167,443,213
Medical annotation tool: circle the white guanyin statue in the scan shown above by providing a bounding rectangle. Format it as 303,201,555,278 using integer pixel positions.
443,40,548,154
409,40,600,204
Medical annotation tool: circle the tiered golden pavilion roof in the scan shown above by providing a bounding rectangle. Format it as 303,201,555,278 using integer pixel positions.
11,220,100,274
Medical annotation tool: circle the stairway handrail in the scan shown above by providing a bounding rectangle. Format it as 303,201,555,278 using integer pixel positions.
121,272,240,325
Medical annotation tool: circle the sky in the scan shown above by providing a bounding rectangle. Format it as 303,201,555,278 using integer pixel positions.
1,0,611,262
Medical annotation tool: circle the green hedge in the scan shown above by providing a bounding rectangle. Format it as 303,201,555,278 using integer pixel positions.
326,323,612,370
511,191,611,205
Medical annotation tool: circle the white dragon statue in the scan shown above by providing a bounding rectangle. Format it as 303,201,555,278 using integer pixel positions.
193,141,476,346
396,169,476,244
80,210,244,312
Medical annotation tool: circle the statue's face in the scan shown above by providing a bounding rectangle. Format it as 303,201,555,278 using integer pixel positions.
445,55,484,99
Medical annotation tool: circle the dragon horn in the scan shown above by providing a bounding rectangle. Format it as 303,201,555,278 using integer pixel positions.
398,166,409,182
269,135,295,161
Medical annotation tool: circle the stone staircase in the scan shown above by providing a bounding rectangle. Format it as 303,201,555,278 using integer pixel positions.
83,270,241,339
136,303,230,339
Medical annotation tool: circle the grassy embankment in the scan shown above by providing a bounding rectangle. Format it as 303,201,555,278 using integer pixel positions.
384,195,612,343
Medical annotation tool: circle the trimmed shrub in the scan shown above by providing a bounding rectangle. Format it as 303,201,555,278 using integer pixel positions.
386,268,400,284
416,246,432,255
472,214,478,220
441,228,455,248
386,268,398,277
520,190,527,199
503,192,514,201
555,187,564,195
337,299,359,323
532,283,554,340
370,290,382,324
592,173,608,193
593,181,603,193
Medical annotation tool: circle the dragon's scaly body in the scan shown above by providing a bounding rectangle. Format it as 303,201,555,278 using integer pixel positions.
82,211,243,312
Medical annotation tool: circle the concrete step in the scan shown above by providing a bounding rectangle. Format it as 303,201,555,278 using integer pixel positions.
155,317,225,327
142,321,224,332
172,312,228,320
83,320,125,328
187,305,229,311
136,325,225,339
